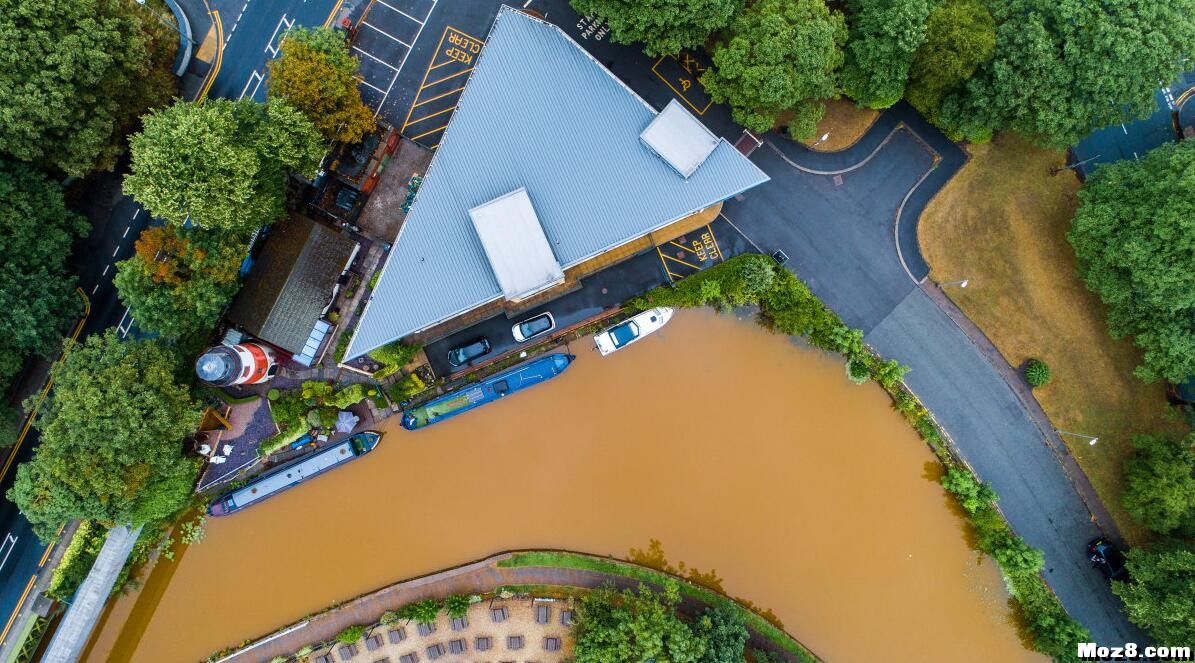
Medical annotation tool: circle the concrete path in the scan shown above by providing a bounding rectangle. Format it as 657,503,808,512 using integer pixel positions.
725,102,1143,645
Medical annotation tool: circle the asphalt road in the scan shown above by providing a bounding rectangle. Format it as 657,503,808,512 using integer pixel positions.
0,0,342,639
724,104,1143,646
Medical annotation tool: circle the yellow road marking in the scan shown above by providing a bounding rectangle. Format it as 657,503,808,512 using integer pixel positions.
660,252,700,269
197,10,224,102
409,124,448,141
651,55,713,115
194,24,218,62
429,143,439,149
706,224,724,263
0,289,89,485
668,240,693,254
411,85,465,109
404,104,457,126
0,576,37,645
400,27,452,132
324,0,347,27
422,67,473,90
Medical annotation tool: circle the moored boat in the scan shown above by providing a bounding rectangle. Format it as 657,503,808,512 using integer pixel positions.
593,307,673,356
207,431,382,516
402,353,574,430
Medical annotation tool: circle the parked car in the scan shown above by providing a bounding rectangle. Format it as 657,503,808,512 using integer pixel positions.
593,307,673,356
513,312,555,342
1087,538,1129,582
447,337,491,367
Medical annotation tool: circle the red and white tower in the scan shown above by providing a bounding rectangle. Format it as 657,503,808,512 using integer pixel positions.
195,343,277,386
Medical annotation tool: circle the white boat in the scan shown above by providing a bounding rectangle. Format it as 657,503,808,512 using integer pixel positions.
593,307,674,356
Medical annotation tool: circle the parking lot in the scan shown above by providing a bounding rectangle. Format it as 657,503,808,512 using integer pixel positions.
651,50,714,116
656,223,725,282
350,0,438,114
398,26,484,147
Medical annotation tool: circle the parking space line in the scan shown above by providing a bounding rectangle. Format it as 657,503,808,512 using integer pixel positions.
352,46,402,71
361,21,411,47
376,0,425,24
412,85,465,109
409,124,449,141
405,104,456,125
359,78,387,94
423,66,472,89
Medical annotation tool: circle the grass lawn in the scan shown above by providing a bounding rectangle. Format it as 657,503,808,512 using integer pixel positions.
777,98,879,152
918,133,1189,545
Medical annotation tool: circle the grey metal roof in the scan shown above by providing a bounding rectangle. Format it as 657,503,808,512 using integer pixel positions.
344,7,769,359
641,99,720,178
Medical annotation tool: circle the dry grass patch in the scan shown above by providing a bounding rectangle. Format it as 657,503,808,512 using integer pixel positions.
776,98,879,151
919,133,1188,545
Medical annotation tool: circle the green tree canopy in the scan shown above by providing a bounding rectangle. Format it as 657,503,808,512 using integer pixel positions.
268,27,376,144
1068,140,1195,383
8,332,201,540
569,0,743,57
700,0,846,136
1121,434,1195,536
0,0,176,175
114,225,248,338
938,0,1195,146
1113,542,1195,644
694,607,748,663
904,0,994,122
839,0,931,109
123,98,325,232
575,582,707,663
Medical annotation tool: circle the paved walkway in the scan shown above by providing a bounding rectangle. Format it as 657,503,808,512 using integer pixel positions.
214,551,815,663
725,102,1141,646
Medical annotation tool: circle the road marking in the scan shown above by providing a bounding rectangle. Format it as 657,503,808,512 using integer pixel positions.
102,265,110,276
361,21,410,47
197,11,224,101
265,15,293,56
409,124,448,141
111,246,120,257
659,252,700,270
359,78,387,94
524,0,533,6
91,284,99,295
122,226,130,238
324,0,347,27
0,534,17,573
423,66,472,89
411,85,465,109
405,104,456,126
352,45,402,70
0,576,36,646
239,70,264,100
376,0,424,24
376,0,439,119
117,307,135,338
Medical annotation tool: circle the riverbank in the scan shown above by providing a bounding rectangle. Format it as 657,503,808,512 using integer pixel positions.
205,551,820,663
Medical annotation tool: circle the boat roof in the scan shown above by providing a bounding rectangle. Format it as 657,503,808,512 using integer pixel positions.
226,440,355,509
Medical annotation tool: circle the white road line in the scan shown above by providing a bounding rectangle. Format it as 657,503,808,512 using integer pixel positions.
359,79,387,93
131,209,142,222
523,0,532,7
111,246,120,257
239,71,264,100
1121,124,1128,134
373,0,436,117
122,226,130,238
91,284,99,295
0,534,17,573
375,0,424,25
360,21,411,47
117,307,135,337
352,46,401,70
265,15,293,56
102,265,110,276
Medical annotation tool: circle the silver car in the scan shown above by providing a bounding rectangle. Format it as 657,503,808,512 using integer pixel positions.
512,312,555,342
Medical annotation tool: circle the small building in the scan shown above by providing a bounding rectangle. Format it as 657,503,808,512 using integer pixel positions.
194,342,277,386
227,216,359,366
343,7,768,360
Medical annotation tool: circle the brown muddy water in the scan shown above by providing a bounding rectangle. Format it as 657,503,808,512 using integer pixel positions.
84,309,1042,663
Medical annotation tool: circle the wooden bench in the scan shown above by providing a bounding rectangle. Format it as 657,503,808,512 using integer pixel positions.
448,638,467,654
387,627,407,644
475,636,493,651
365,634,383,652
490,606,508,622
506,635,524,650
544,637,561,652
417,622,436,637
425,643,446,660
450,616,468,631
535,605,551,624
338,643,359,660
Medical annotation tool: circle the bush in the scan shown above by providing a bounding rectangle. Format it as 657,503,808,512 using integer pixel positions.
47,521,108,601
1024,359,1051,387
873,359,909,391
940,467,996,515
389,373,427,402
845,358,870,384
370,341,420,379
410,598,442,624
328,383,369,409
266,388,280,401
334,333,350,363
380,610,400,625
336,624,367,644
445,594,470,619
368,271,382,289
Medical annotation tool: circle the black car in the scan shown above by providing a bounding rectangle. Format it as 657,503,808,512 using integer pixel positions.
1087,538,1129,582
447,337,491,367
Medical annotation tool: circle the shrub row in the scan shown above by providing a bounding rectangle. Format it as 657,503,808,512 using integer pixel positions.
46,520,107,601
631,254,1088,661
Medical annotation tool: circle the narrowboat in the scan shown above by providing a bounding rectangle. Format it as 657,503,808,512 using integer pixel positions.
402,353,574,430
207,431,382,516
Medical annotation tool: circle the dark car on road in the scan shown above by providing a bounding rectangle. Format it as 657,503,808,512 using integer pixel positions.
448,337,491,367
1087,538,1129,582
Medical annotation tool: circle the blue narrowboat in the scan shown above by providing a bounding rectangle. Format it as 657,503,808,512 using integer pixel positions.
402,353,574,430
207,431,382,516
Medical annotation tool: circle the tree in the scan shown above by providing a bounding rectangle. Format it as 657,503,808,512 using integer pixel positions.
937,0,1195,146
1113,542,1195,644
0,160,88,368
123,99,326,232
569,0,743,57
839,0,931,109
268,27,376,144
8,332,201,540
700,0,846,136
114,226,247,338
575,582,707,663
1121,434,1195,535
0,0,176,175
904,0,994,122
695,607,748,663
1068,140,1195,383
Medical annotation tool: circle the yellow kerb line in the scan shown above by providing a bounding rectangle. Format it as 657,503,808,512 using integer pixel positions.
324,0,348,27
0,576,37,644
196,10,224,102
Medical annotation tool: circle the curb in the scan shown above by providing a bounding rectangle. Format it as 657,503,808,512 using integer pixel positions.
162,0,194,76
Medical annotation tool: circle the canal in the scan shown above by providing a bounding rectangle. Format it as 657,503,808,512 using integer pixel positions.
84,309,1042,662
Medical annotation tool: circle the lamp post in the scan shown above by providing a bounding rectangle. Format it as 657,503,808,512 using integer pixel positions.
939,279,969,288
1057,429,1099,446
135,0,196,45
1050,154,1101,176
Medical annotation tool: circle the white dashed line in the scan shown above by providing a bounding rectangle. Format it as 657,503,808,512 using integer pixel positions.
122,226,130,238
91,284,99,295
102,265,110,276
111,246,120,257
